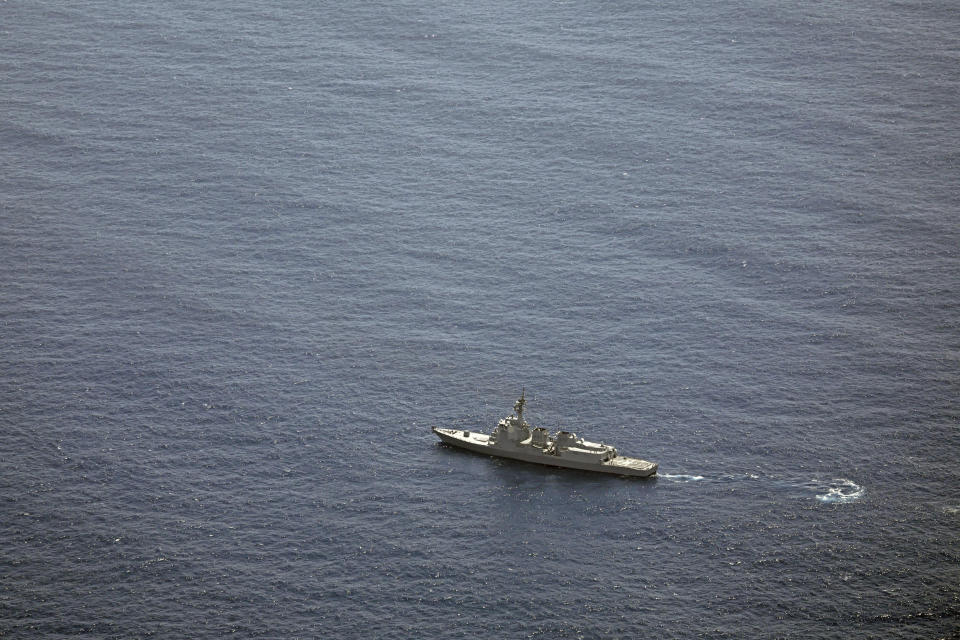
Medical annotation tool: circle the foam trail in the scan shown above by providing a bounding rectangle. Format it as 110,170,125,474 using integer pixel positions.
814,479,864,504
658,473,864,504
661,474,705,483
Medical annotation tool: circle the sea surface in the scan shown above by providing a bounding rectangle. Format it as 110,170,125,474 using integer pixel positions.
1,1,958,638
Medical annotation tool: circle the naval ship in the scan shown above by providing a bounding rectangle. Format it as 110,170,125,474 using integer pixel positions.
432,390,658,478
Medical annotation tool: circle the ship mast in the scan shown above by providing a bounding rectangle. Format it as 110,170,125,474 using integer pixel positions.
514,388,526,422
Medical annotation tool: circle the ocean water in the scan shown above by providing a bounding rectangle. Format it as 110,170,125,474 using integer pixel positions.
1,1,958,638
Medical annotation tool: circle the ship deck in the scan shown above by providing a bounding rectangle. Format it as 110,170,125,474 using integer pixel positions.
432,427,657,477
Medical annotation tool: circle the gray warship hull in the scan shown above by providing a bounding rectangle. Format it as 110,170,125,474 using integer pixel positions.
432,427,658,478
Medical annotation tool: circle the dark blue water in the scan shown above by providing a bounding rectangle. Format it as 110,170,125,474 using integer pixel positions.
2,1,958,638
